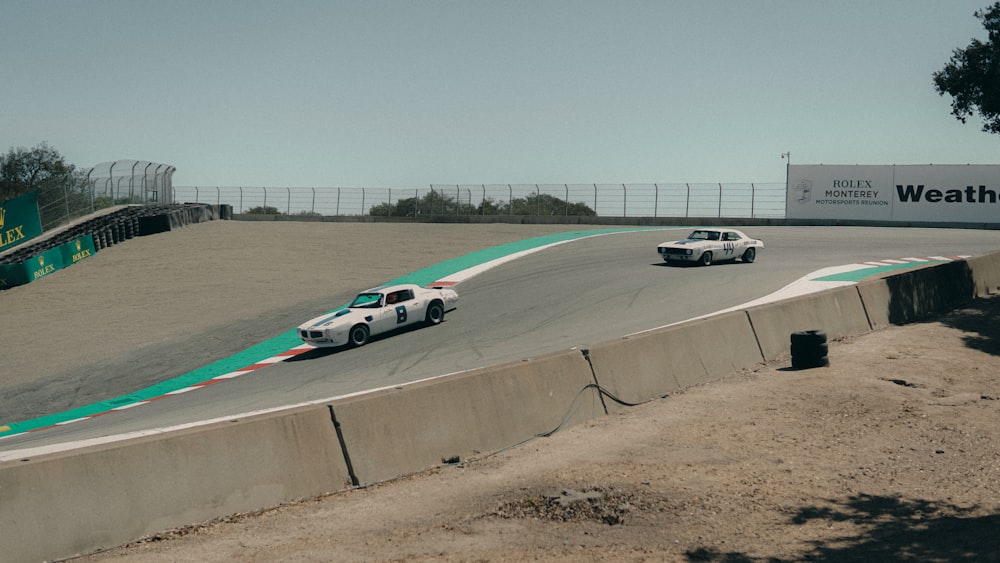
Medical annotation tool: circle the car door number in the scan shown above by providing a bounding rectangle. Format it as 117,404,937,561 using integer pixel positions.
395,305,408,324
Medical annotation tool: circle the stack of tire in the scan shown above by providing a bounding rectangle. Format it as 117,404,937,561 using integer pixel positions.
790,330,829,369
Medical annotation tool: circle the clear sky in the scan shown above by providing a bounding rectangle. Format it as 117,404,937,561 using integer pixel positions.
2,0,998,188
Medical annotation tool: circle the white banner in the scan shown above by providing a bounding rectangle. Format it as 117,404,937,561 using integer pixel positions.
785,164,1000,223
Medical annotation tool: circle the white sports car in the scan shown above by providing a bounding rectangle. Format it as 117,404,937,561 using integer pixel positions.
656,228,763,266
297,283,459,347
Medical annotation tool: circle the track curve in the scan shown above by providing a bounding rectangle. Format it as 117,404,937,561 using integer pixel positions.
3,225,1000,455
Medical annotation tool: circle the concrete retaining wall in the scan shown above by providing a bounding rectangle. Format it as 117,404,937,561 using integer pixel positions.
0,406,350,563
967,249,1000,297
584,311,763,410
858,259,983,329
746,285,873,361
330,349,602,486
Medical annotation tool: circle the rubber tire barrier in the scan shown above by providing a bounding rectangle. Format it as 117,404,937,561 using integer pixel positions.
790,330,829,369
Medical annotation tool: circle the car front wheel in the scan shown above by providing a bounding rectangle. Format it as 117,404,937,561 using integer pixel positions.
699,251,713,266
349,324,370,347
425,301,445,325
742,247,756,263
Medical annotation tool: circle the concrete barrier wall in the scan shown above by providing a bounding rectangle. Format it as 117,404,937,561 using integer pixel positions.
329,349,602,486
860,260,976,326
855,279,894,331
0,406,350,563
967,250,1000,297
584,311,763,410
746,285,873,361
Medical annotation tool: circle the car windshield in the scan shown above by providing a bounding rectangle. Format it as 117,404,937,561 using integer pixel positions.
349,292,383,308
688,230,720,241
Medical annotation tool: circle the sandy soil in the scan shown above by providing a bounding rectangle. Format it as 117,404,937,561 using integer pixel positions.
5,220,999,562
73,296,1000,562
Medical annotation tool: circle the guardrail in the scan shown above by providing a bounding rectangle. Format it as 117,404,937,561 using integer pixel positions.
173,183,787,218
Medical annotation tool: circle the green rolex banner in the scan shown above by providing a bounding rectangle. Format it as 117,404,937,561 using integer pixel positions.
0,191,44,253
58,234,96,266
26,246,65,283
0,235,94,290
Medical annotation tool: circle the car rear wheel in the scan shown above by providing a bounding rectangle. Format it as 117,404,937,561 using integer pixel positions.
699,251,713,266
742,247,756,263
349,324,370,347
425,301,445,325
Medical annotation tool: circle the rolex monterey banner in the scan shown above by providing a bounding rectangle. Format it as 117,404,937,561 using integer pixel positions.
0,191,44,253
786,164,1000,223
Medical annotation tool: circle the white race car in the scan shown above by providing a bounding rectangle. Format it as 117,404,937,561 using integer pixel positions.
656,228,763,266
297,283,459,347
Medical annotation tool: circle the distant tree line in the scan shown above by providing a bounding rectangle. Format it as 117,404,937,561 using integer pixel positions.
369,190,596,217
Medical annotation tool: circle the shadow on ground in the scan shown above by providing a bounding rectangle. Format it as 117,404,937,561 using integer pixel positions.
939,295,1000,357
686,493,1000,562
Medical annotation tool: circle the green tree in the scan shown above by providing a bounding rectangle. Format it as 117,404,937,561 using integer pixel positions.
245,205,281,214
506,193,597,216
933,2,1000,133
1,142,74,200
369,189,466,217
0,143,92,228
371,190,596,217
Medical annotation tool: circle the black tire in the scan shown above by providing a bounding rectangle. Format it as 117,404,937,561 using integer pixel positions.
425,301,445,325
792,355,829,369
742,247,756,263
349,324,370,347
791,330,827,347
790,330,828,369
699,251,713,266
792,341,828,357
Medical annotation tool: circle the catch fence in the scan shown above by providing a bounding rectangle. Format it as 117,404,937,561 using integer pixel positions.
171,183,787,218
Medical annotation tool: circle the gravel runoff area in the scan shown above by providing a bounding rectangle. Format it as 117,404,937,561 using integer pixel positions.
2,221,998,562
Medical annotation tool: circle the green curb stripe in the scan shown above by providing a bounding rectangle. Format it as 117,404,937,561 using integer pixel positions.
813,260,947,283
1,227,667,438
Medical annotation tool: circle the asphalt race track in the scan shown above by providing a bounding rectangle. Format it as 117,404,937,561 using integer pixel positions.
4,224,1000,455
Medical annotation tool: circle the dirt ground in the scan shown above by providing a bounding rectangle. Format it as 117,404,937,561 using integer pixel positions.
5,221,998,562
74,260,1000,560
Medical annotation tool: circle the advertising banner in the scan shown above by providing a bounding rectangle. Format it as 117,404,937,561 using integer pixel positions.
0,262,27,289
58,234,96,267
786,164,1000,223
0,235,95,290
25,246,65,283
0,191,44,253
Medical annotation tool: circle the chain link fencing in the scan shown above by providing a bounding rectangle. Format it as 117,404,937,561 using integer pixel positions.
171,183,786,219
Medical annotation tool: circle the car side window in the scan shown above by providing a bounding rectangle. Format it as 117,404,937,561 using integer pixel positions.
385,290,414,306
